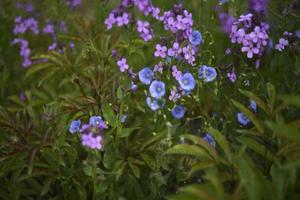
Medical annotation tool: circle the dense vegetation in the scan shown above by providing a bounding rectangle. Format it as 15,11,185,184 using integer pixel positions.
0,0,300,199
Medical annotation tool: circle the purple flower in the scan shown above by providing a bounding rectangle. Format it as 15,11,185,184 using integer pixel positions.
275,38,289,52
218,13,235,34
117,58,129,72
48,43,57,51
149,80,165,99
182,45,196,65
172,65,182,81
154,44,167,58
116,13,130,26
237,112,250,126
227,70,237,82
171,105,186,119
69,120,81,133
153,62,163,74
198,65,217,82
131,82,138,92
137,20,153,42
138,67,154,85
66,0,81,8
43,23,55,35
81,133,102,150
169,89,181,102
249,0,268,15
179,72,196,91
105,13,116,29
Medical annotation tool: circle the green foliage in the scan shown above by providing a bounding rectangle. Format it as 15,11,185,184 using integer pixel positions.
0,0,300,199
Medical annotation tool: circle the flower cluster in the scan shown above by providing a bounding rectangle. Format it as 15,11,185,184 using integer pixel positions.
12,38,32,67
136,20,153,42
218,12,235,34
106,2,216,120
230,13,269,59
13,16,39,35
248,0,268,15
160,4,193,40
69,116,108,150
65,0,81,9
105,11,130,29
275,32,292,52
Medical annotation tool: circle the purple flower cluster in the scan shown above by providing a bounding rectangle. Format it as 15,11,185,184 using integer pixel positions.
275,38,289,51
274,32,292,52
65,0,81,9
160,8,193,39
16,2,35,13
218,13,235,34
248,0,268,15
105,12,130,29
137,20,153,42
117,58,129,72
13,16,39,35
69,116,108,150
230,13,269,59
12,38,32,67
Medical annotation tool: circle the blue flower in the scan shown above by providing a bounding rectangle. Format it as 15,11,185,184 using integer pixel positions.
146,97,160,111
249,100,257,112
179,73,196,91
139,67,154,85
189,30,202,46
121,114,127,123
198,65,217,82
89,116,102,126
171,105,186,119
69,120,81,134
237,112,251,126
203,133,216,147
149,80,165,99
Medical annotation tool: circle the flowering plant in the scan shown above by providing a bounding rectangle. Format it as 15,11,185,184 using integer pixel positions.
0,0,300,199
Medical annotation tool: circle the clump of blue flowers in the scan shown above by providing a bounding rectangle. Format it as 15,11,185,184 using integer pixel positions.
139,67,154,85
179,73,196,91
189,30,203,46
237,112,251,126
149,80,166,99
198,65,217,82
171,105,186,119
203,133,216,147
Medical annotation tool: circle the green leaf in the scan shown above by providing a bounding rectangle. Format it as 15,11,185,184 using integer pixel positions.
281,95,300,108
239,89,270,114
236,136,274,161
207,127,232,163
266,121,300,143
128,162,140,178
231,99,264,133
181,134,219,161
102,101,116,127
166,144,212,159
267,83,276,111
118,128,138,138
189,160,215,176
25,62,53,78
40,178,53,196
